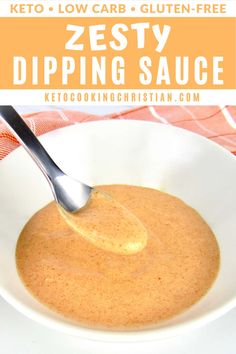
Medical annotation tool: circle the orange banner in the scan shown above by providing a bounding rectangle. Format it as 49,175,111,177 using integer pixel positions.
0,17,235,89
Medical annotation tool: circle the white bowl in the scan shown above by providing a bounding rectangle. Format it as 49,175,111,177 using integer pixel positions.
0,120,236,342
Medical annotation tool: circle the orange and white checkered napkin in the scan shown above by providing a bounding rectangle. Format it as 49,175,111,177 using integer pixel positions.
0,106,236,160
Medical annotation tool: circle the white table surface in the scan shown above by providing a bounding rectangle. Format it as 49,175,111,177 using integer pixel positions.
1,105,236,354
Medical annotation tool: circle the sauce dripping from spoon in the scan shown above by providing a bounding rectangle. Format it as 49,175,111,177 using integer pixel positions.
60,189,148,255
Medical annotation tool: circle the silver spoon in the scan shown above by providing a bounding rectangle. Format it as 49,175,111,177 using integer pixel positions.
0,106,92,213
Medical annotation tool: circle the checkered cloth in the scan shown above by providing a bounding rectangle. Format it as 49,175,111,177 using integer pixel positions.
0,106,236,160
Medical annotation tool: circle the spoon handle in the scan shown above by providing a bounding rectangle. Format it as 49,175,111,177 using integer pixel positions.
0,106,62,183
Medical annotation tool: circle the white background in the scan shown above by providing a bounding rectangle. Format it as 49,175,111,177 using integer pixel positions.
0,105,236,354
1,296,236,354
0,0,234,17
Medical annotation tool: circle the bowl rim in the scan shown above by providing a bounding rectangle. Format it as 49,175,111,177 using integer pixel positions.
1,119,236,165
0,119,236,342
